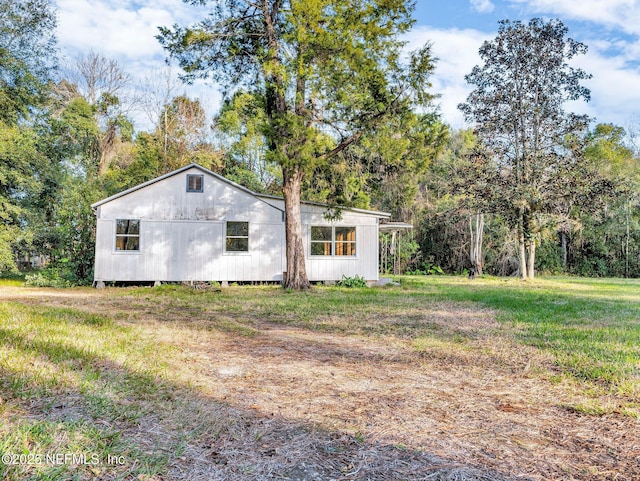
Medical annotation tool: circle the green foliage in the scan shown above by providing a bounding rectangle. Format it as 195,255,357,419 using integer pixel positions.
335,275,368,288
24,267,77,287
0,120,51,272
223,164,267,193
413,129,478,274
156,96,222,173
380,232,421,274
216,90,275,190
406,264,444,276
534,238,564,275
56,95,101,168
0,0,57,124
52,177,105,283
0,227,19,273
459,18,593,279
365,113,449,220
159,0,441,288
103,131,162,191
0,122,40,217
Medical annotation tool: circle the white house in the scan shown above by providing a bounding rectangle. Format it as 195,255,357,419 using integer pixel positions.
91,164,390,285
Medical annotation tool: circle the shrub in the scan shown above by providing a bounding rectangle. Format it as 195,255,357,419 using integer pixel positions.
336,275,368,288
406,263,445,275
25,268,78,288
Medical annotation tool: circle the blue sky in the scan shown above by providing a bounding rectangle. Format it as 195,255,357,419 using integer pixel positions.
55,0,640,131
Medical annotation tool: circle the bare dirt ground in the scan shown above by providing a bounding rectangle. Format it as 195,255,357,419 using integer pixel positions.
2,286,639,481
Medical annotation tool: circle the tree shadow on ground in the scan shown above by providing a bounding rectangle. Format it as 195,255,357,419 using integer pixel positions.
0,301,514,481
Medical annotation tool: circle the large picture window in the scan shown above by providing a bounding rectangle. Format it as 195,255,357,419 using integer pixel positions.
115,219,140,251
226,221,249,252
310,226,356,256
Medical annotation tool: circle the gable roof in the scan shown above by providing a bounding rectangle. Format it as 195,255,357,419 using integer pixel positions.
91,163,274,209
91,163,391,218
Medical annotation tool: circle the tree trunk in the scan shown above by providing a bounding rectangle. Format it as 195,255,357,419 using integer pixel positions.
521,210,535,279
469,213,484,276
526,241,535,280
517,213,527,279
625,198,630,278
560,228,568,269
282,165,310,289
98,124,117,176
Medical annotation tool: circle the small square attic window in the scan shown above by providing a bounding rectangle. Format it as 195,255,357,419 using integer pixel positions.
187,174,203,192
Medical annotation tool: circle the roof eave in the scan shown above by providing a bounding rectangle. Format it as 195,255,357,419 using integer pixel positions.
255,194,391,218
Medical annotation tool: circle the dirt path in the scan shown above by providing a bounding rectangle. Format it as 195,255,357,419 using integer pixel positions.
2,286,638,480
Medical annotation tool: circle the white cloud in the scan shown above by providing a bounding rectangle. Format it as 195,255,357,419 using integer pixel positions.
569,47,640,127
405,26,492,128
508,0,640,35
55,0,221,130
53,0,640,131
405,22,640,129
56,0,180,59
470,0,495,14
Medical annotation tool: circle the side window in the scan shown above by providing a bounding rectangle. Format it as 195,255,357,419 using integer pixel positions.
335,226,356,256
187,174,203,192
226,221,249,252
311,226,333,256
310,226,356,256
115,219,140,251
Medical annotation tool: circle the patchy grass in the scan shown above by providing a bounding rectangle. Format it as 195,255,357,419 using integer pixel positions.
0,302,175,480
0,277,639,480
404,276,640,398
125,277,640,400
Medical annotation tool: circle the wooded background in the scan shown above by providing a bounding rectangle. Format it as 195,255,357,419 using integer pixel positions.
3,0,638,285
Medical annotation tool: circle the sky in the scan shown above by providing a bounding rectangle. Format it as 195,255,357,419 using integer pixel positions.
54,0,640,131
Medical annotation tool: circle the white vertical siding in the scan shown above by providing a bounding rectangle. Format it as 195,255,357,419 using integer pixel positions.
93,166,384,283
302,207,381,282
94,167,285,282
95,219,285,282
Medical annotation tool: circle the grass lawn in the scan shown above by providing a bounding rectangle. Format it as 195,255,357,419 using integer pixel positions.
0,276,638,480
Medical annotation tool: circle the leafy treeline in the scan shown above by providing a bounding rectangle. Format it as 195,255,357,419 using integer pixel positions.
1,0,639,283
415,123,640,278
414,20,640,279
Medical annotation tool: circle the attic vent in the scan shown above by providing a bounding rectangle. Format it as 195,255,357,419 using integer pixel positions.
187,174,204,192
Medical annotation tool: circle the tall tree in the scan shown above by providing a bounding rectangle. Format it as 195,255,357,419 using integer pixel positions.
215,90,274,190
459,18,591,279
156,95,221,172
66,52,134,175
0,0,57,123
0,0,57,271
158,0,437,289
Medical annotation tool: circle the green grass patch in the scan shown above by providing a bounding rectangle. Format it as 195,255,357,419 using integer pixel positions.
403,276,640,396
0,302,177,479
126,277,640,404
0,271,25,287
2,275,639,480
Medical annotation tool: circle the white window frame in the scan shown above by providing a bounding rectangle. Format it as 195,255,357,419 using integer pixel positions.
115,219,140,252
310,226,333,256
225,221,250,253
310,225,357,257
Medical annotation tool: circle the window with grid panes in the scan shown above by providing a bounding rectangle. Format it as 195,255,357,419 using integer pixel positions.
115,219,140,251
225,221,249,252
